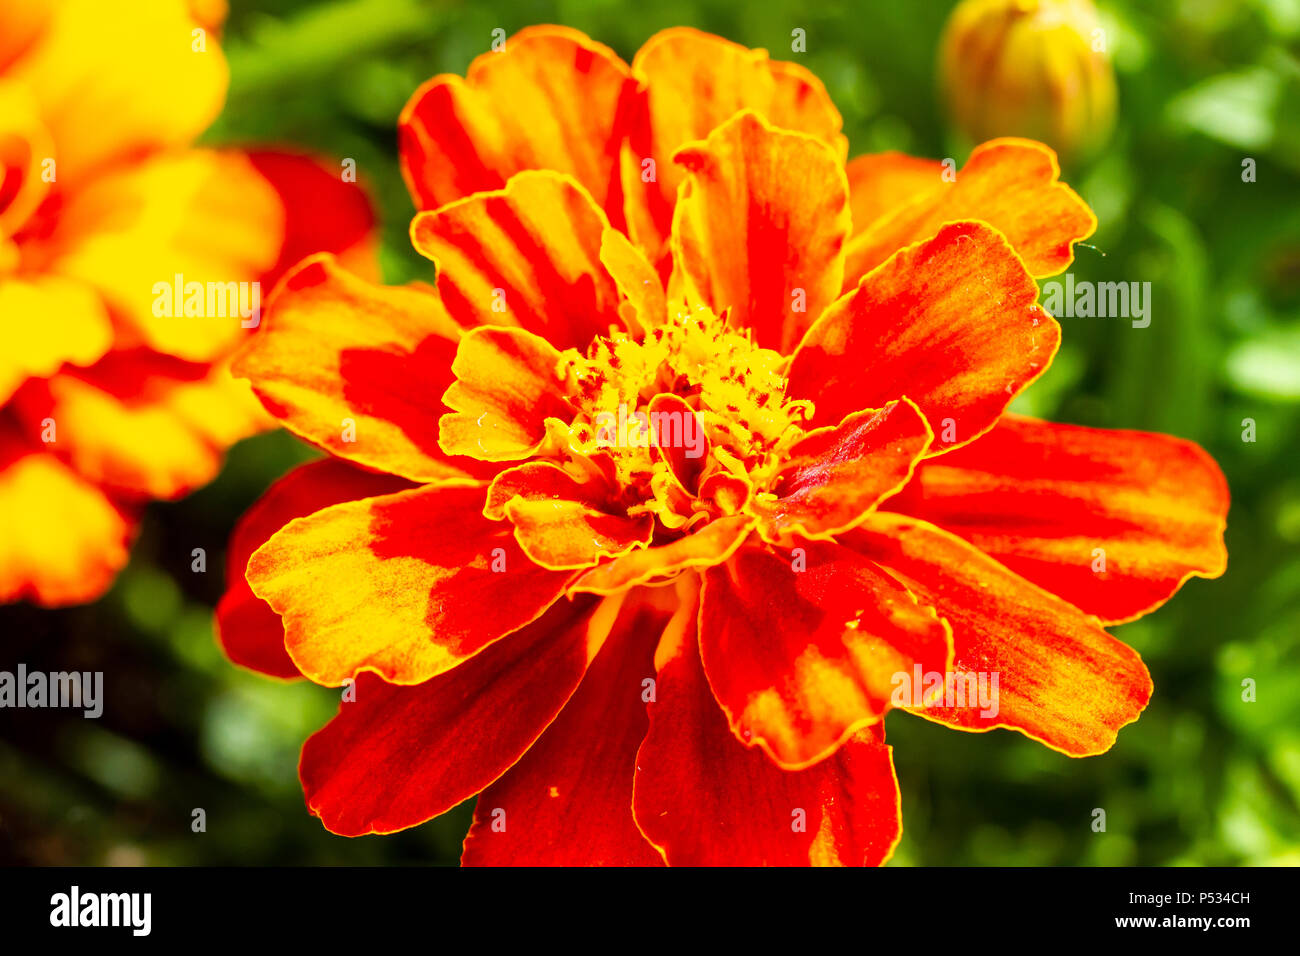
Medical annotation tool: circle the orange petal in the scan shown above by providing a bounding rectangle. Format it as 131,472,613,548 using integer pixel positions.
623,27,847,266
885,415,1229,624
42,149,282,363
788,221,1057,452
484,460,654,570
3,0,227,187
399,25,633,221
461,588,675,865
634,587,902,866
410,170,625,350
845,151,946,235
0,428,133,607
750,398,932,542
842,138,1096,287
671,110,851,353
439,325,577,462
700,539,952,769
568,515,755,596
845,513,1152,756
11,350,267,500
216,458,414,680
0,274,111,404
300,595,612,836
246,483,573,686
233,255,483,484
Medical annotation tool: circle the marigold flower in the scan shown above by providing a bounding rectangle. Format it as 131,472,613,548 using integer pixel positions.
939,0,1117,162
0,0,373,606
218,26,1228,865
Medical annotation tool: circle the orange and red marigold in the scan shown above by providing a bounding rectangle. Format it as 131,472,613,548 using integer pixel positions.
216,26,1229,865
0,0,373,606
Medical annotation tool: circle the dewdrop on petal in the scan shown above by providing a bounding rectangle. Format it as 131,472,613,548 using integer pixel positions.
939,0,1117,163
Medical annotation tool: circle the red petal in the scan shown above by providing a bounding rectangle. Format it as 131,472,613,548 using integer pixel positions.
485,460,654,569
700,539,951,768
216,458,413,679
246,483,572,686
670,110,850,353
634,591,902,866
750,398,931,542
845,151,946,235
788,221,1056,452
842,138,1096,287
438,326,577,462
398,25,633,222
622,27,846,268
410,170,625,350
845,513,1152,756
300,595,610,836
460,588,677,865
885,415,1229,623
569,515,755,596
233,255,484,483
647,393,708,494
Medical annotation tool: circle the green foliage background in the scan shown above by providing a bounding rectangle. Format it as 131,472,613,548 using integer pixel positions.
2,0,1298,866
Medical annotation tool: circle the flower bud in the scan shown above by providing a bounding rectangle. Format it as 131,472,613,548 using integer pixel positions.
939,0,1117,162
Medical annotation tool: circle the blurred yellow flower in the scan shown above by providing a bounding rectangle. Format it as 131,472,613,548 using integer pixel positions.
0,0,374,607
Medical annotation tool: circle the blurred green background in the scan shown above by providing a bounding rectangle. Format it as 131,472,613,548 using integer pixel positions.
2,0,1298,866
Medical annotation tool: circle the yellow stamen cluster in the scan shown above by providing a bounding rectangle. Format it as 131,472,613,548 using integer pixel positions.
555,306,813,529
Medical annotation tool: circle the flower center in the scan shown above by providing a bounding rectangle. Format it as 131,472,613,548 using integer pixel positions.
555,306,813,530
